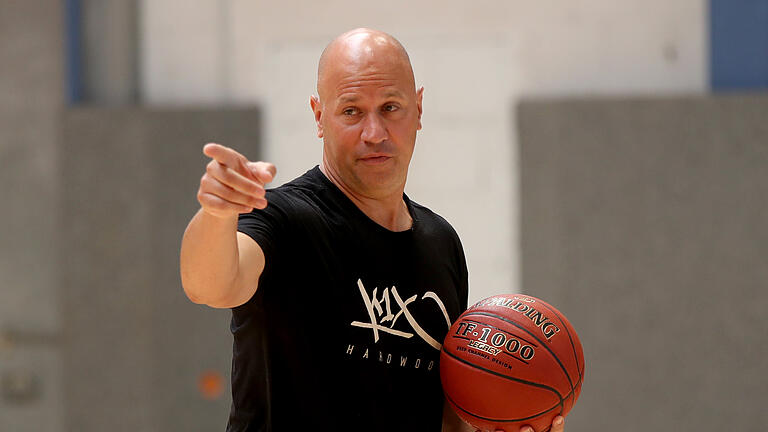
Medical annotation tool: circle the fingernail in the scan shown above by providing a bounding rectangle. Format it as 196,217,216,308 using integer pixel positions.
554,416,564,426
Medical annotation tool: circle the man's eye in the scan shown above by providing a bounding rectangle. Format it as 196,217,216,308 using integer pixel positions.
383,104,398,112
343,108,358,115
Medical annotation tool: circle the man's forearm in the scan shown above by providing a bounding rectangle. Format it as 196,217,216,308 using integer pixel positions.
180,208,241,305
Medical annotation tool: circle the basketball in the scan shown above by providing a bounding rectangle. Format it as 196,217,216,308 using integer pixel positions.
440,294,585,432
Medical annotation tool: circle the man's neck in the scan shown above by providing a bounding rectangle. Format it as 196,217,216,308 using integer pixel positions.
319,163,412,232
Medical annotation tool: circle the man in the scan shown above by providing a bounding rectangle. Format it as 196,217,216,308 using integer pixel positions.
180,28,566,432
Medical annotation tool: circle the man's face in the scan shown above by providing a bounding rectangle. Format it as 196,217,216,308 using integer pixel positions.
312,44,423,199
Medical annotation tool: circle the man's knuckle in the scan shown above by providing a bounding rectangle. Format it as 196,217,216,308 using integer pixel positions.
198,193,216,208
200,176,219,192
207,198,227,211
206,161,217,174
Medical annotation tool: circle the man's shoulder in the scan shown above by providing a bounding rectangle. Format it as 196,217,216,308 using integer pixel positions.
409,199,462,241
236,167,329,249
263,166,327,207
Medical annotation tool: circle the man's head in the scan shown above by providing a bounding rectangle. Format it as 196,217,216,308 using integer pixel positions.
311,28,423,200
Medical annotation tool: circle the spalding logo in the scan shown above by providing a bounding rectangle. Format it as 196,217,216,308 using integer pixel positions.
470,296,561,341
454,320,537,362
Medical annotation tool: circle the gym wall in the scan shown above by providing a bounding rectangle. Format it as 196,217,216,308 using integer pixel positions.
518,93,768,431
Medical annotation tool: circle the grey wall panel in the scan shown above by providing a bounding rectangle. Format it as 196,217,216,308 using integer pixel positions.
60,109,156,432
0,1,63,112
149,110,261,432
0,1,64,431
518,94,768,432
60,108,261,431
0,110,60,332
0,347,63,432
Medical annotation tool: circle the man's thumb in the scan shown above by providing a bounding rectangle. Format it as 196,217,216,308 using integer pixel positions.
248,162,276,183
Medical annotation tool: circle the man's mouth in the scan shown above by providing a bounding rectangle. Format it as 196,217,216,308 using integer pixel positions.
359,155,392,165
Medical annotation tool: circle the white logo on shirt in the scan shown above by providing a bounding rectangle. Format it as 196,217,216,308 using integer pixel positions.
350,279,451,350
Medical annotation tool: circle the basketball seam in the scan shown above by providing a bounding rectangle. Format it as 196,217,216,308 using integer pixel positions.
462,311,576,395
442,349,576,424
535,301,584,379
442,350,565,422
445,391,562,424
442,349,576,426
531,301,585,404
442,347,564,399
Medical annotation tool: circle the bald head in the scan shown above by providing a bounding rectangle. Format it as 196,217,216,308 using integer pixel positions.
317,28,415,101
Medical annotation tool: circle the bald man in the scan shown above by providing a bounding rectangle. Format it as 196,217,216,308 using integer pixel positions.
181,29,565,432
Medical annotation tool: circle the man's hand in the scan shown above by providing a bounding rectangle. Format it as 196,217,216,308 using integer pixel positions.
181,143,274,308
444,399,566,432
484,415,565,432
198,143,276,218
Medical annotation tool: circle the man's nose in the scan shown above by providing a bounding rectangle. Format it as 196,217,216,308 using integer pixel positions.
360,113,388,144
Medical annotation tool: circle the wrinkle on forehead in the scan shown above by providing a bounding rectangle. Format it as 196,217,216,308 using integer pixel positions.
317,28,415,101
333,79,409,109
335,73,399,91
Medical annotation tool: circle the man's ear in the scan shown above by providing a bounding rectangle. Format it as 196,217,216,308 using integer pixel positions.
415,86,424,131
310,95,324,138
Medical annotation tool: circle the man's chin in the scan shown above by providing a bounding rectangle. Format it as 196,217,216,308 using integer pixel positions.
356,172,406,194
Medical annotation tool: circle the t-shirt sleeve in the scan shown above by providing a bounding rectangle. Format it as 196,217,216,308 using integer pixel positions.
435,212,470,312
456,237,470,311
237,189,290,267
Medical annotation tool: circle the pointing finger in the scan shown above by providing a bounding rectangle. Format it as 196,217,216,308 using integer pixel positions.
200,175,266,210
206,160,265,198
203,143,254,179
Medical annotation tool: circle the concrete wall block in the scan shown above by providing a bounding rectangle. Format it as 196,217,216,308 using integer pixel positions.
147,109,261,432
0,110,60,332
0,0,63,110
59,108,156,432
0,348,63,432
0,2,64,430
59,107,261,431
518,93,768,432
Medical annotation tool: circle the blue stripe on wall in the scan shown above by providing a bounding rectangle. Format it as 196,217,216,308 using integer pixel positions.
710,0,768,90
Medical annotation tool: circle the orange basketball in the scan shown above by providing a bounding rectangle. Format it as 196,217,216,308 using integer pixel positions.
440,294,585,432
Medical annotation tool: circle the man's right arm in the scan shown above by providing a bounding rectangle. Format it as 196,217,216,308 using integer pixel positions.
179,143,276,309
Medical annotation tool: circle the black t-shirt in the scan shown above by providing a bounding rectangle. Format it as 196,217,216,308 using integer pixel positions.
229,166,469,432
